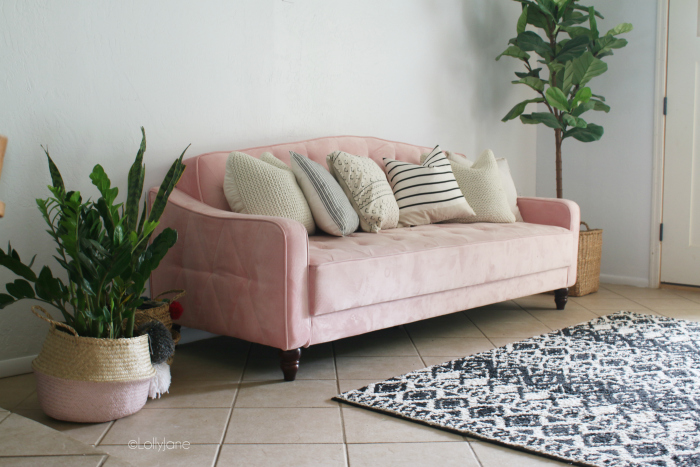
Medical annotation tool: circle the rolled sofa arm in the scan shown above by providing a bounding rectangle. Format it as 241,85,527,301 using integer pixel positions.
148,188,311,350
517,197,580,287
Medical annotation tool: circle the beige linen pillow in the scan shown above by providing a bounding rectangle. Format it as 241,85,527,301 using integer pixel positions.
327,151,399,233
224,151,316,234
447,153,524,222
383,146,474,227
447,149,516,223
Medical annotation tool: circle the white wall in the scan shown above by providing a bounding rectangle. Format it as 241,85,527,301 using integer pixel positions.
535,0,658,287
0,0,537,372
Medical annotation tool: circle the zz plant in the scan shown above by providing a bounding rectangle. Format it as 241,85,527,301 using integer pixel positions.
0,128,187,339
497,0,632,198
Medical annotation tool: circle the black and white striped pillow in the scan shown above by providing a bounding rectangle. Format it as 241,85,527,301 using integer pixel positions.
383,145,475,227
290,151,359,236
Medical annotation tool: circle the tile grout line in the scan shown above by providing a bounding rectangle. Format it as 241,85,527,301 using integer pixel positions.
332,341,351,467
94,421,114,447
212,342,250,467
402,325,427,368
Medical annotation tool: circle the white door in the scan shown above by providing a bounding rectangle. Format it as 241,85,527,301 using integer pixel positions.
661,0,700,286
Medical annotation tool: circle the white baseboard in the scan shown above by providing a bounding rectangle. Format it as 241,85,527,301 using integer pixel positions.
0,355,36,378
178,327,219,345
599,274,651,288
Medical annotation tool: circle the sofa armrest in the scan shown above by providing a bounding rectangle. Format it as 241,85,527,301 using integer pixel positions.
517,197,580,287
517,197,580,232
148,188,311,350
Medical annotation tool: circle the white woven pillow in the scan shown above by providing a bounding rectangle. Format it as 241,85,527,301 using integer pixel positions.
290,151,359,236
383,146,474,227
447,153,523,222
224,151,316,234
446,149,516,223
326,151,399,233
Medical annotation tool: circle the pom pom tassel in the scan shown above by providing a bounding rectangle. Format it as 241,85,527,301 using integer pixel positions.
148,362,171,399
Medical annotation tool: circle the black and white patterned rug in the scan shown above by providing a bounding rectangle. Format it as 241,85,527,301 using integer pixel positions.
334,311,700,467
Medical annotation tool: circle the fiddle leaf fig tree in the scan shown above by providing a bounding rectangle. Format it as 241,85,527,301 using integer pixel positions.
497,0,632,198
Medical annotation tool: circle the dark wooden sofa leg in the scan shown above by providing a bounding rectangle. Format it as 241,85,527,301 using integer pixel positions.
279,348,302,381
554,288,568,310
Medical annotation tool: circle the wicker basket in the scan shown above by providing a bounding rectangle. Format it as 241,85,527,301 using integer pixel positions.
570,222,603,297
31,306,155,423
135,289,185,364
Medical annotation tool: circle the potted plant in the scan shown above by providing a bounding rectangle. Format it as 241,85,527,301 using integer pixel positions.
496,0,631,296
0,127,187,422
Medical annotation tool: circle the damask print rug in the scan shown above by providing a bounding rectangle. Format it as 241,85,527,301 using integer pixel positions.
334,311,700,467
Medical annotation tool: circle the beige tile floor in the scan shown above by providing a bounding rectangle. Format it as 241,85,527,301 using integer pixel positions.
1,284,700,467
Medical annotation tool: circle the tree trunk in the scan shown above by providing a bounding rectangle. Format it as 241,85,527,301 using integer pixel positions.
555,128,563,199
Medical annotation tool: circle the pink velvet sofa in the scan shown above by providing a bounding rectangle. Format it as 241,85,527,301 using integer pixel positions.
149,136,580,381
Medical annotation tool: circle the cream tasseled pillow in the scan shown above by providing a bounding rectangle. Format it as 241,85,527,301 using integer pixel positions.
327,151,399,233
447,153,524,222
224,151,316,234
447,149,516,223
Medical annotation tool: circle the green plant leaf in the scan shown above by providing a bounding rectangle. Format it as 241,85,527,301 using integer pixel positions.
534,0,555,19
511,76,546,92
517,5,529,35
563,113,588,128
502,98,545,122
591,99,611,112
571,101,594,117
516,31,552,58
555,35,589,62
573,4,603,19
588,6,599,39
0,246,37,282
145,147,188,232
43,147,65,193
572,86,592,106
6,279,35,300
515,68,542,79
562,26,593,39
496,46,530,61
606,23,633,36
563,123,604,141
520,112,563,129
125,127,147,233
571,51,608,86
0,294,15,309
546,87,570,112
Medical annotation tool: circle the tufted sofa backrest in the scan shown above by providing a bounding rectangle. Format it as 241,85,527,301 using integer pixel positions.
176,135,437,211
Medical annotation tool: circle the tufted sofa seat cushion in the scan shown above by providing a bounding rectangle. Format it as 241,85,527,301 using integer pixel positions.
308,222,573,316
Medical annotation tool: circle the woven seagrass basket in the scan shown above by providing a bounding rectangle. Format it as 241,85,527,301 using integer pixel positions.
31,306,155,423
135,289,184,364
569,222,603,297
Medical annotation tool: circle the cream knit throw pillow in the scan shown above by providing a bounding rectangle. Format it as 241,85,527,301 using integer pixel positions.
327,151,399,233
445,153,524,222
447,149,516,223
224,151,316,234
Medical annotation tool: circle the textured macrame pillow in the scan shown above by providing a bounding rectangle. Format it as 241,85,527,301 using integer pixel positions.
383,145,474,227
447,149,516,224
224,151,316,234
447,153,524,222
290,151,359,236
326,151,399,233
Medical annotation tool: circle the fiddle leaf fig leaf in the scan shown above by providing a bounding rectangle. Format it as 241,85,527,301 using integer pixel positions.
496,46,530,61
502,98,545,122
516,31,552,58
517,5,528,35
563,113,588,128
563,123,604,141
520,112,563,129
512,76,546,92
571,52,608,86
591,99,611,113
546,87,570,112
572,86,592,107
606,23,633,36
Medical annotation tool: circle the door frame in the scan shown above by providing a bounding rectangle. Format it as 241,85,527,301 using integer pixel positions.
649,0,670,288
